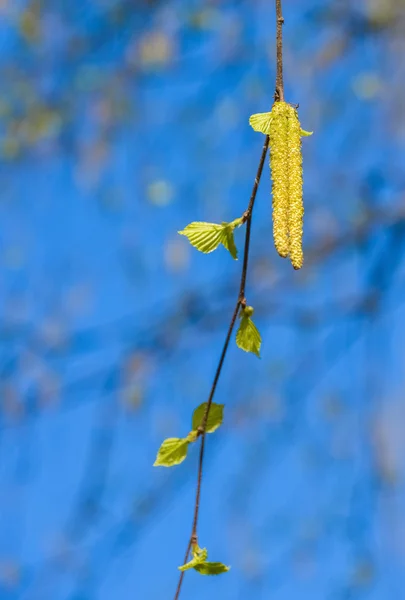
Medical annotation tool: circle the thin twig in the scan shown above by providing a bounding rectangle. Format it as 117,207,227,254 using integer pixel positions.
173,2,285,596
275,0,285,102
240,140,270,303
173,135,270,600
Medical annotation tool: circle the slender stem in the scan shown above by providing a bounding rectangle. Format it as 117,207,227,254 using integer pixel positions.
240,136,270,302
275,0,285,102
173,539,192,600
173,135,269,600
173,2,284,595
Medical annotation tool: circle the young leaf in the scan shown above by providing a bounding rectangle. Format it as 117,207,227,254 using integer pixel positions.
153,437,189,467
192,402,224,433
236,313,262,358
242,305,254,318
178,547,208,572
194,562,230,575
186,429,198,443
178,221,238,259
300,128,313,137
220,223,238,259
249,112,272,135
230,216,243,228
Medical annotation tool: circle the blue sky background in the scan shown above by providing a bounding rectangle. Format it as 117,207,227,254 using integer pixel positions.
0,0,405,599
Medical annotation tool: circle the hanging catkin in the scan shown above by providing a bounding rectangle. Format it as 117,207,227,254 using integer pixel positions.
285,105,304,270
268,102,289,259
249,103,311,270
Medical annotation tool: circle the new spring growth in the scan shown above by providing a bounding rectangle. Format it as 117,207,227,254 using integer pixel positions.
249,103,312,270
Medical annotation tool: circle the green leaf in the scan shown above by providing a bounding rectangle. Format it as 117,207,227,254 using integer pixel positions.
194,562,230,575
236,314,262,358
220,222,238,259
180,543,230,576
178,547,208,572
242,305,254,318
178,221,239,259
186,429,198,443
249,112,272,135
300,128,313,137
230,216,243,228
153,437,189,467
192,402,224,433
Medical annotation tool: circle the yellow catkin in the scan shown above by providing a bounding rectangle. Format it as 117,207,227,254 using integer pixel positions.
250,103,307,269
269,102,289,258
286,105,304,270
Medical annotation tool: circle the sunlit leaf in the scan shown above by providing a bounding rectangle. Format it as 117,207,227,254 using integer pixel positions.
249,112,272,134
186,429,198,443
236,310,261,358
178,547,208,572
178,220,240,259
179,544,230,576
192,402,224,433
220,223,238,259
242,305,254,317
153,437,189,467
194,561,230,575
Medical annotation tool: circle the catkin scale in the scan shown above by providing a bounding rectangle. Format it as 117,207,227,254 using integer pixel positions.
269,103,289,258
